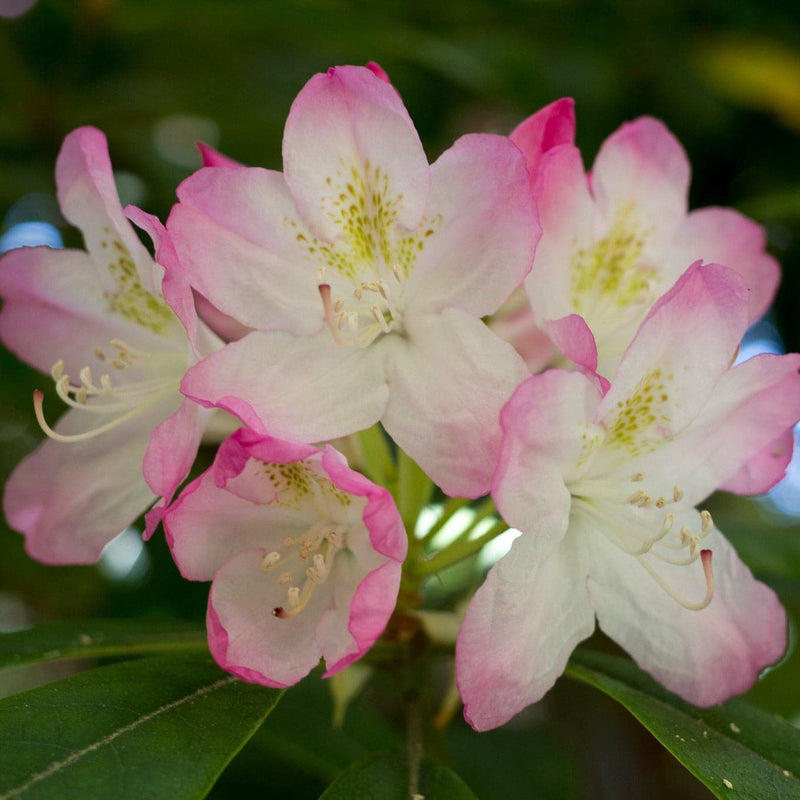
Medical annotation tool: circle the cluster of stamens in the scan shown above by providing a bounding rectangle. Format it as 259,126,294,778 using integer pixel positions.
267,523,347,619
319,266,403,348
33,338,182,444
575,472,716,611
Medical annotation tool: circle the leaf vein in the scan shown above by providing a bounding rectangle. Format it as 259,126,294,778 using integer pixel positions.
0,676,237,800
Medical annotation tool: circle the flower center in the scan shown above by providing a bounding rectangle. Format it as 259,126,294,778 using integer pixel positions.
34,338,185,443
266,521,348,619
572,473,715,611
319,269,404,348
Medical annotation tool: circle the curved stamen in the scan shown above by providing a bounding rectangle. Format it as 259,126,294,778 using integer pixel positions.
577,501,674,557
33,388,169,444
53,373,178,412
637,549,715,611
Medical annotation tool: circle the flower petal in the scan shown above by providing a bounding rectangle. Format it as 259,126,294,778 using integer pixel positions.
598,262,750,442
169,167,322,334
56,127,161,295
325,560,401,675
667,207,780,323
543,314,599,375
196,142,243,168
591,117,690,251
282,65,429,240
382,309,529,498
524,144,594,322
719,428,795,496
2,403,170,564
142,399,208,520
164,455,322,582
588,515,787,706
404,133,537,318
457,530,595,731
488,289,555,374
495,369,603,530
510,97,576,185
641,352,800,503
208,547,333,688
320,446,408,563
181,329,390,443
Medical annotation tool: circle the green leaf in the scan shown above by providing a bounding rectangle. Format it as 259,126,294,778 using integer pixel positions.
319,750,478,799
0,654,282,800
0,619,207,673
566,648,800,799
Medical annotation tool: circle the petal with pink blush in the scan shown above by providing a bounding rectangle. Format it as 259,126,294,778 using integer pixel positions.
209,548,333,688
0,247,170,376
164,430,405,688
668,207,780,323
639,352,800,504
143,398,209,507
598,263,749,441
404,133,538,318
169,169,322,334
524,145,594,323
588,520,787,706
196,142,243,168
56,127,161,296
457,530,595,731
543,314,599,375
488,290,555,374
0,126,219,564
283,65,429,240
591,117,690,251
3,401,174,564
719,428,795,496
510,97,576,183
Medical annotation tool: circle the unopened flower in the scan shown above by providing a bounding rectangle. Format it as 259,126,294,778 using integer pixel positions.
163,428,407,687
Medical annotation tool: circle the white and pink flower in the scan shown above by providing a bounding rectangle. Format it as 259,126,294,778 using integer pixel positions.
0,127,219,563
517,113,779,379
167,64,538,498
456,262,800,731
163,427,407,687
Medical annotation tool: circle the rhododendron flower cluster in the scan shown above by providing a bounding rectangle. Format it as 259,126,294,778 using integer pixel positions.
1,63,798,728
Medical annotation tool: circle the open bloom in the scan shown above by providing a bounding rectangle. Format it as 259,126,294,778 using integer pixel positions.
519,114,779,379
168,64,537,497
0,127,219,563
163,427,407,687
456,262,800,731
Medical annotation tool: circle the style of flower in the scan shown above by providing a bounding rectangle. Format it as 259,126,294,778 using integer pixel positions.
163,427,407,687
0,127,219,564
518,113,780,379
167,64,537,498
456,262,800,731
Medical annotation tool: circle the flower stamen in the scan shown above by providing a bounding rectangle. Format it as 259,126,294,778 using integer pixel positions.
271,524,346,619
638,549,715,611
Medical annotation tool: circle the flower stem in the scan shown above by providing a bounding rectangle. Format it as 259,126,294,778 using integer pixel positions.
356,424,396,487
419,496,472,544
414,518,509,577
396,449,434,529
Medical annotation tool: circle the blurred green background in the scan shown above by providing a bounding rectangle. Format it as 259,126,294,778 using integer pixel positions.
1,1,799,798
